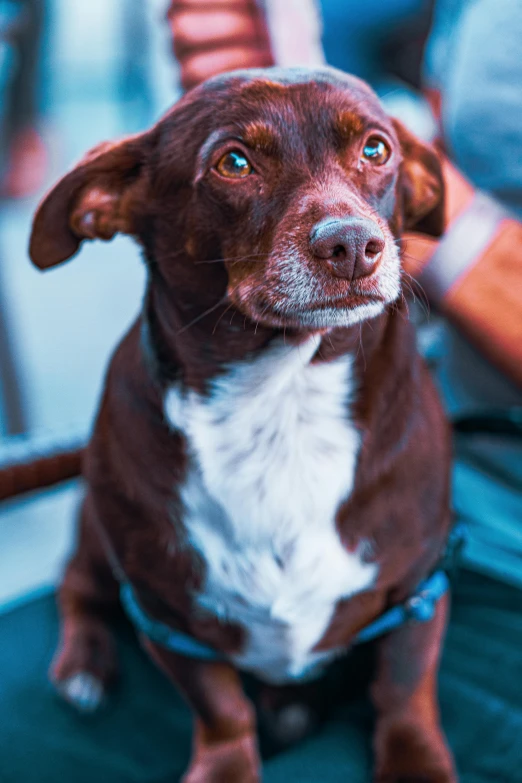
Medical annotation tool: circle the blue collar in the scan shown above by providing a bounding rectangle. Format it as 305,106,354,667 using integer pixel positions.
120,569,450,662
353,569,449,644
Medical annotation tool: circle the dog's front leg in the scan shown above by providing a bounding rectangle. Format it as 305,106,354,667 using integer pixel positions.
371,592,457,783
144,641,260,782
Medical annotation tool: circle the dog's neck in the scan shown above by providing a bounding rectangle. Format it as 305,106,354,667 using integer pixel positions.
143,268,397,396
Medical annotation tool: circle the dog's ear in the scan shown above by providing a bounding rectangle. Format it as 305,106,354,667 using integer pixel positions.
392,119,445,237
29,131,156,269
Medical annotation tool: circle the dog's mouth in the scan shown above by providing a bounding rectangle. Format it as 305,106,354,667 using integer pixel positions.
297,293,384,311
235,291,387,330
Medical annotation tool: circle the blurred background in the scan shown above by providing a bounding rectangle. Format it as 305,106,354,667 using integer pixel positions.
0,0,179,607
1,0,521,622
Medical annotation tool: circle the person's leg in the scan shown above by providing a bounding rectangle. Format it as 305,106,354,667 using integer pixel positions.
431,0,522,214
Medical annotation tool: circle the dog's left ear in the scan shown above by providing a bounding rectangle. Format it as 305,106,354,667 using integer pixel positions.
392,119,445,237
29,130,156,269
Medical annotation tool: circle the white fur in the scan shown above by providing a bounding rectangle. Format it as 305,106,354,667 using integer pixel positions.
277,301,386,329
164,337,377,683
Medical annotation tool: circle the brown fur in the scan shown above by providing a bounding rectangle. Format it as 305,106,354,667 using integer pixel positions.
29,67,454,782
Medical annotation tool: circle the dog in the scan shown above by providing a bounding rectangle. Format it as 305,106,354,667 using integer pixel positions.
29,67,455,782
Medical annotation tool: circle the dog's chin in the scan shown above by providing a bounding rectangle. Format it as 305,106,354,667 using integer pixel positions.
237,296,388,331
278,300,386,329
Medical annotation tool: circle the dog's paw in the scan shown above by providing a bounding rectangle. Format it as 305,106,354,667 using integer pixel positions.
55,671,106,713
50,619,117,713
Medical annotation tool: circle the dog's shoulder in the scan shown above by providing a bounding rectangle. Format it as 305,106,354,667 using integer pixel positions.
86,318,186,498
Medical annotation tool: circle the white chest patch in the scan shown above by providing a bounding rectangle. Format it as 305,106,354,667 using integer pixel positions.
164,337,377,683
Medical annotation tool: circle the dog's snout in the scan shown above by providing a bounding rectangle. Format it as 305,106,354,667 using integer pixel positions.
309,218,385,280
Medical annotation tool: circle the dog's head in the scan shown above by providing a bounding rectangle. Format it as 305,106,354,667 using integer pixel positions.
30,67,443,331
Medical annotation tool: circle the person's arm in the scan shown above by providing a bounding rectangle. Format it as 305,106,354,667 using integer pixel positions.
404,161,522,388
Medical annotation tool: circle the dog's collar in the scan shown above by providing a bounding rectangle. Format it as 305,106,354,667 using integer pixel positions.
353,569,449,644
120,568,451,663
120,582,222,661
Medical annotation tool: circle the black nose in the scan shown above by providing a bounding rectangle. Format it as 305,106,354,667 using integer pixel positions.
309,217,385,280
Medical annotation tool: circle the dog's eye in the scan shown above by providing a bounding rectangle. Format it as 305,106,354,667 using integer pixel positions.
361,137,391,165
215,150,253,178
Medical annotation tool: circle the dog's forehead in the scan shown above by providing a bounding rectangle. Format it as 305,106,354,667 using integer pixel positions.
203,66,375,100
190,67,391,138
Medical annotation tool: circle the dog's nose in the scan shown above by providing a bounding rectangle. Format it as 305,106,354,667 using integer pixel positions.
309,218,385,280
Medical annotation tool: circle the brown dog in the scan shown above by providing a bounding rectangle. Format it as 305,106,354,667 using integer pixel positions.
29,67,455,782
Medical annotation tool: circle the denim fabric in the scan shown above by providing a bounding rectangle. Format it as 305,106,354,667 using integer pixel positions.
430,322,522,589
426,0,522,216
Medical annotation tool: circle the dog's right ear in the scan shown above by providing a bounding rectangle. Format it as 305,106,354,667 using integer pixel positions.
29,130,156,269
392,119,445,238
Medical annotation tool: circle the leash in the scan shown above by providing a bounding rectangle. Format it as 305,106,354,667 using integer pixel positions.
120,524,466,662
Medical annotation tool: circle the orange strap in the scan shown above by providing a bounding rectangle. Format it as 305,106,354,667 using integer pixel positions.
417,192,507,302
444,218,522,387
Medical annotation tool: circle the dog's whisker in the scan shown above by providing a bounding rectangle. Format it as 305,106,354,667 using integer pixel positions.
158,247,187,261
401,292,411,320
402,268,429,298
160,248,268,265
212,301,235,335
400,285,421,322
254,301,273,335
194,253,269,266
209,277,250,335
401,270,431,320
357,323,367,371
210,276,266,335
176,295,228,335
400,250,430,263
391,292,410,321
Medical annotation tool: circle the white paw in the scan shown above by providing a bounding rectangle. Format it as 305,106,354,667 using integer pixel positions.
56,672,105,713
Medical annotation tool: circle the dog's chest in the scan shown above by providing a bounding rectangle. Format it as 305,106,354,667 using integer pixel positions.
164,339,377,682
